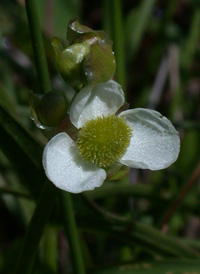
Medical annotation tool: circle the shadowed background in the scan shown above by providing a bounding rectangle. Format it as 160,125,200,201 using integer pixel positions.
0,0,200,273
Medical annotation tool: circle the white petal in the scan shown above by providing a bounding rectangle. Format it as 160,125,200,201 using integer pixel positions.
43,132,106,193
70,80,125,128
119,109,180,170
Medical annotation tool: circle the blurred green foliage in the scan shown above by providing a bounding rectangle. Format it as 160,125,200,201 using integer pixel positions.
0,0,200,273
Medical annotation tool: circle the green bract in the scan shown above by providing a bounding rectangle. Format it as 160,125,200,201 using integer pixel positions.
52,19,116,89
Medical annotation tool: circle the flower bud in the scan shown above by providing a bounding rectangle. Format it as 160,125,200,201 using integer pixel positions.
52,20,116,88
52,38,90,89
30,91,68,129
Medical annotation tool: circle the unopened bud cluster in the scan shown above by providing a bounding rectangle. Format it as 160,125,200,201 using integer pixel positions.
31,20,116,130
52,19,116,89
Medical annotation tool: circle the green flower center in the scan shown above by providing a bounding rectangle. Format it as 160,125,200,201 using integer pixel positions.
76,114,132,168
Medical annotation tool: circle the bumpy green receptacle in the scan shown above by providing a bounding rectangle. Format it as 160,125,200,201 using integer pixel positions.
76,114,132,168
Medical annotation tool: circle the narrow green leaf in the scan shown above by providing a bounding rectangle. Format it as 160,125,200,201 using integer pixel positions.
14,181,58,274
61,192,86,274
94,259,200,273
41,225,58,273
86,183,162,200
111,0,126,91
0,187,30,199
0,104,45,198
25,0,51,93
0,104,43,167
53,0,81,38
79,219,200,258
125,0,157,60
0,82,16,112
181,8,200,70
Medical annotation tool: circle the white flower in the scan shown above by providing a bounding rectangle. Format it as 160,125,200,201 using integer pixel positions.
43,80,180,193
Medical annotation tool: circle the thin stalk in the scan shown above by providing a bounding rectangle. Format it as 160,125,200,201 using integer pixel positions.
0,187,30,199
15,1,85,273
164,0,179,22
181,8,200,71
61,192,86,274
79,209,200,258
102,0,112,39
14,182,58,274
86,183,169,200
171,8,200,119
126,0,157,61
79,200,200,258
42,225,58,272
111,0,126,93
25,0,51,93
79,235,93,269
160,160,200,230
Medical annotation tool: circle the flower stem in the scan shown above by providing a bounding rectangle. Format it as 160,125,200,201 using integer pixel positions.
80,198,200,258
25,0,51,94
15,1,85,273
61,192,86,274
0,187,30,199
160,160,200,230
102,0,112,38
14,182,58,274
42,225,58,272
181,8,200,71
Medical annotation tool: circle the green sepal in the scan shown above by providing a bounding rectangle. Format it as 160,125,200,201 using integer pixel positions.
105,163,130,181
29,91,43,128
29,90,68,129
67,19,110,46
109,166,130,181
84,43,116,85
67,20,116,85
67,19,94,45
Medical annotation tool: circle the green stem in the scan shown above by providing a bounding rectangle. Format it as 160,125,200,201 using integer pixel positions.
79,206,200,258
127,0,157,61
0,187,30,199
86,183,169,200
42,225,58,272
61,192,86,274
102,0,112,39
25,0,51,94
111,0,126,93
181,8,200,71
160,160,200,229
14,182,58,274
15,0,85,273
